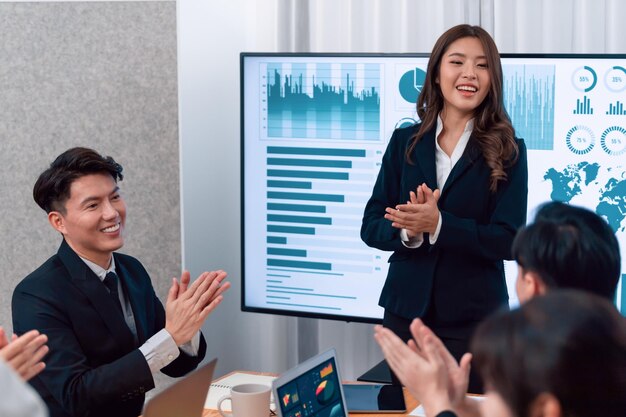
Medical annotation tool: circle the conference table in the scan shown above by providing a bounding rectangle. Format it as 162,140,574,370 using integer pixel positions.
201,371,420,417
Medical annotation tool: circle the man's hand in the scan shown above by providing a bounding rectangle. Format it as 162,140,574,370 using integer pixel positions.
374,324,452,417
385,183,441,235
0,327,48,381
165,270,230,346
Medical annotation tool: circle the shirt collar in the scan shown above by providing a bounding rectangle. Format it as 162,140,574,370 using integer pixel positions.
436,115,474,138
80,256,117,282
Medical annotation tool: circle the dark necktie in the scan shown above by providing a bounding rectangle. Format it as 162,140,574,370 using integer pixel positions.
103,271,123,313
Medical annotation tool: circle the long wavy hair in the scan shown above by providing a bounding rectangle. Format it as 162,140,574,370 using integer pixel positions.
406,24,518,193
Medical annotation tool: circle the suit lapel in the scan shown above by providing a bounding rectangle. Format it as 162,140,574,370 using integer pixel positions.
115,257,148,344
57,240,135,348
411,128,438,190
441,137,481,195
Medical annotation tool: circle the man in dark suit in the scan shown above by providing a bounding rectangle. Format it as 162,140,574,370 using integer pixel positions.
12,147,230,417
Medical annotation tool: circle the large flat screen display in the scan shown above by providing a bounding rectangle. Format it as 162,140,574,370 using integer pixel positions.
241,53,626,323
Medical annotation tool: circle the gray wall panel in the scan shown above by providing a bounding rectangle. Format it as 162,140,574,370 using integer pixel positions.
0,2,180,339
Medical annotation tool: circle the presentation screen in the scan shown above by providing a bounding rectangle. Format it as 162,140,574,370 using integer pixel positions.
241,53,626,323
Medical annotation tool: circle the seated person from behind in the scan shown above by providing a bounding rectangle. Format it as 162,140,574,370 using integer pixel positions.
12,147,230,417
514,201,620,302
377,290,626,417
375,201,621,417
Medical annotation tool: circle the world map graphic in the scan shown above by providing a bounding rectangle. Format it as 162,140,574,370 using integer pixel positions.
544,161,626,233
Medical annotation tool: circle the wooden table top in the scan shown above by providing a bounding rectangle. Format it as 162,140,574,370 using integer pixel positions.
201,371,419,417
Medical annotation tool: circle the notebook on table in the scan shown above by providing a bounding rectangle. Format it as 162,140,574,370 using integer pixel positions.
143,358,217,417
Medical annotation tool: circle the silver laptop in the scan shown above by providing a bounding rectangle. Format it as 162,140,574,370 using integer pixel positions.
272,349,348,417
144,358,217,417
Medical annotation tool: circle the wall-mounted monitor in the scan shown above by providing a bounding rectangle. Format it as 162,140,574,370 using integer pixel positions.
241,53,626,323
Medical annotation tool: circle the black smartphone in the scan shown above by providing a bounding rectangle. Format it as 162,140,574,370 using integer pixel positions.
342,383,407,413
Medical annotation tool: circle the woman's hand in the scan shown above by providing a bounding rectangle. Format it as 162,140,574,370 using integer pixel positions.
385,184,440,235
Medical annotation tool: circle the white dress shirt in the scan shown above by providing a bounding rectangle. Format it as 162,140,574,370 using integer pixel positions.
0,359,48,417
80,256,201,373
401,116,474,248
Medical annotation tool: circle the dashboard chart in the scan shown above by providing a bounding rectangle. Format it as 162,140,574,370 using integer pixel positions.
242,54,626,322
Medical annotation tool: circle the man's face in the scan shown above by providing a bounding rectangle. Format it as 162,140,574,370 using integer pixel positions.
49,173,126,268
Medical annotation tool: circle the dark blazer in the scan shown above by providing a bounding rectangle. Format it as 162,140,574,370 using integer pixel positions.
12,240,207,417
361,124,528,324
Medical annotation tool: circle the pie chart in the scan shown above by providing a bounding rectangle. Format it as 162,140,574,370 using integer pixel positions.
315,379,335,405
398,67,426,103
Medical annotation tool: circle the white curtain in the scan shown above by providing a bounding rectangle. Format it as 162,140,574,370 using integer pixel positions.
179,0,626,381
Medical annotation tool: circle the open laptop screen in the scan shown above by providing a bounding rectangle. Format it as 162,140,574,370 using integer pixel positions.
275,352,346,417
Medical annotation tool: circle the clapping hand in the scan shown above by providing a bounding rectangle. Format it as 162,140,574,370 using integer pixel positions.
374,324,452,416
0,327,48,381
384,183,441,236
408,319,472,409
165,270,230,346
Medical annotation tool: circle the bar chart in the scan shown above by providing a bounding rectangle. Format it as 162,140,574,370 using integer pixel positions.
263,145,386,312
573,96,594,115
606,100,626,115
264,63,382,140
502,65,555,150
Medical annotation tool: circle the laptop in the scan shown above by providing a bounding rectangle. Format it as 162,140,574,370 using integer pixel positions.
143,358,217,417
272,349,348,417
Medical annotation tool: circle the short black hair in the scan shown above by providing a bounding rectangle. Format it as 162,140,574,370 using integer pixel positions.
33,147,124,213
472,290,626,417
511,202,621,300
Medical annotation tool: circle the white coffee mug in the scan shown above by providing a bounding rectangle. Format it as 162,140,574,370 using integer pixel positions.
217,383,273,417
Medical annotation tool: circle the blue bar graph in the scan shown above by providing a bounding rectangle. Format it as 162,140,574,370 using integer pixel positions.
267,225,315,235
268,267,343,277
267,180,312,189
260,143,370,310
606,101,626,115
267,258,332,271
268,169,349,180
267,236,287,244
267,214,332,225
267,301,341,311
267,158,352,168
573,96,594,115
266,63,381,140
267,146,366,157
267,285,314,291
503,65,555,150
267,247,307,257
267,191,344,203
267,289,356,299
267,203,326,213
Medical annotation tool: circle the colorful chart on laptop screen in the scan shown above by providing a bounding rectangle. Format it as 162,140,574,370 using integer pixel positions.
277,358,345,417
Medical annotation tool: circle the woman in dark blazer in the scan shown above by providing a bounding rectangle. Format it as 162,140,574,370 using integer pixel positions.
361,24,528,392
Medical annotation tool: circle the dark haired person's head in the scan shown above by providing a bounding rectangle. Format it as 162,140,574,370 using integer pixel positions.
512,201,620,302
408,24,518,192
34,147,126,268
418,24,504,123
34,147,123,214
472,290,626,417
